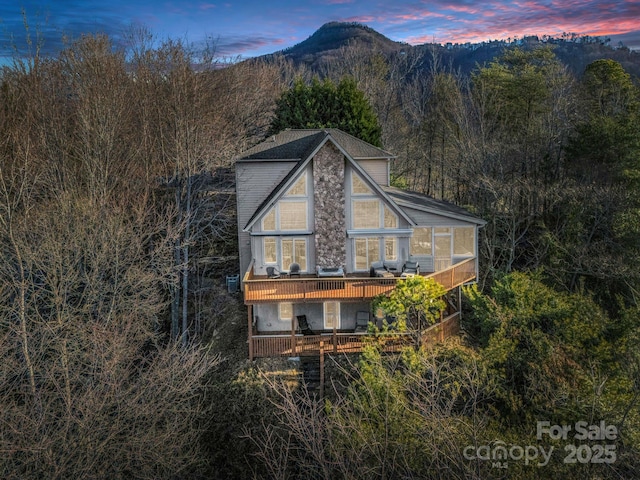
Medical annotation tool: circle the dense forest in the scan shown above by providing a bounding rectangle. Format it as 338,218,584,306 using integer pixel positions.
1,22,639,479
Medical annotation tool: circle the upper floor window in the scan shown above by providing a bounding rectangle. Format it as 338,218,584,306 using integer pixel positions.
264,237,277,263
262,200,308,231
383,205,398,228
263,237,307,272
285,172,307,196
281,238,307,272
352,200,398,230
454,227,475,256
262,209,276,231
410,227,432,256
351,173,372,195
280,201,307,230
353,199,379,229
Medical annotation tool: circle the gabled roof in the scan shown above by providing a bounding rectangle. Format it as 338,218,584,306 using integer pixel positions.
382,186,486,226
242,129,405,232
240,128,485,232
238,128,395,162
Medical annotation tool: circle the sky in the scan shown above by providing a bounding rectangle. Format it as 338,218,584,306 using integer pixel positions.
1,0,640,62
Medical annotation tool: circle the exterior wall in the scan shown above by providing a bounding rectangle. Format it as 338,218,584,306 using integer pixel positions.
313,143,347,269
254,301,371,332
236,160,298,277
356,159,389,186
401,207,480,273
344,164,412,273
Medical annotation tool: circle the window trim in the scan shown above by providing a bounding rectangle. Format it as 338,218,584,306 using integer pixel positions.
410,227,433,256
280,237,308,272
453,226,475,257
279,303,293,322
323,301,341,330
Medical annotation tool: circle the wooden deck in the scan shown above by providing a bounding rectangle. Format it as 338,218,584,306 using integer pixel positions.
242,258,477,304
250,312,461,359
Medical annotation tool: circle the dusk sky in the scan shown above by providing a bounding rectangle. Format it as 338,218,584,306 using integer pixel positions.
2,1,640,62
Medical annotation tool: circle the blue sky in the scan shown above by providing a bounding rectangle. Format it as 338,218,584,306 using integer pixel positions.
2,1,640,62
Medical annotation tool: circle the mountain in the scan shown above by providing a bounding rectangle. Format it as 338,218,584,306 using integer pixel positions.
263,22,407,69
262,22,640,78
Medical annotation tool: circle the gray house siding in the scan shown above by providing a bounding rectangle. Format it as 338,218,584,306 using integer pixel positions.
254,301,371,332
236,160,298,277
355,159,389,186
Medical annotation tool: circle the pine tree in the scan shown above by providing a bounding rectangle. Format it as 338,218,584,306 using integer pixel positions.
269,76,383,146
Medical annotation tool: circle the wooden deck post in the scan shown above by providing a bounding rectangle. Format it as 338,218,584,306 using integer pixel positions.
319,341,325,399
332,324,337,354
248,305,254,361
291,316,297,357
458,286,462,321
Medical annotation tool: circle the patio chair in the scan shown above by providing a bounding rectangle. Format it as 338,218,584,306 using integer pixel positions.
370,261,393,278
289,262,301,277
354,311,370,333
296,315,315,336
402,260,420,275
266,266,280,279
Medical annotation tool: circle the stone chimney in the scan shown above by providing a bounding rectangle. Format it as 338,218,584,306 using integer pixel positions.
313,142,346,269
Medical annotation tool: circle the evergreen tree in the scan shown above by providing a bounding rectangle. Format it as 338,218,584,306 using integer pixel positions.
269,76,383,146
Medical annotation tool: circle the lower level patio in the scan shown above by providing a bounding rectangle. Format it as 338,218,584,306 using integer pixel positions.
248,311,461,360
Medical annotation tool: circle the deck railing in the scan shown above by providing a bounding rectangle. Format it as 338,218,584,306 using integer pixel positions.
243,257,477,304
250,312,461,358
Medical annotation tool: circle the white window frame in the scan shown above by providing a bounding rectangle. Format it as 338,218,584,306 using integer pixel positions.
323,301,341,330
453,227,475,256
263,237,277,264
280,237,307,272
384,237,397,262
354,237,380,271
279,303,293,322
285,172,307,197
279,200,307,231
351,172,372,195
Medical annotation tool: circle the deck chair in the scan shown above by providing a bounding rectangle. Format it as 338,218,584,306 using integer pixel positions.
296,315,315,335
289,262,301,277
370,261,392,278
266,266,280,279
354,311,370,333
402,260,420,275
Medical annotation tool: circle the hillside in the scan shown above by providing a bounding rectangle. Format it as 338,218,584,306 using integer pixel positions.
262,21,640,78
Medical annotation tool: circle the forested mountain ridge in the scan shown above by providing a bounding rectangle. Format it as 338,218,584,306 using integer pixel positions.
261,21,640,78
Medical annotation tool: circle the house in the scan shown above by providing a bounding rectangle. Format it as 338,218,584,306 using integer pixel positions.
236,129,485,359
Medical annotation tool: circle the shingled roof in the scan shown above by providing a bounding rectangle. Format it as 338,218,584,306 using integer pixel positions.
238,129,395,162
382,186,486,225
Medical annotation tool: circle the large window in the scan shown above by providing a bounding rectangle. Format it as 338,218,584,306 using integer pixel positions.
410,227,432,256
262,200,308,232
351,173,372,195
454,227,475,256
324,302,341,329
286,172,307,196
279,201,307,230
264,237,277,263
384,238,397,261
353,200,380,229
281,238,307,271
355,237,380,270
262,209,276,231
352,199,398,230
263,237,307,271
383,205,398,228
